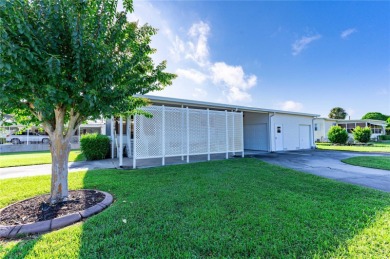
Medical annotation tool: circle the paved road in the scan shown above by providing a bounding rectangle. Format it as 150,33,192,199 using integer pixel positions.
251,150,390,192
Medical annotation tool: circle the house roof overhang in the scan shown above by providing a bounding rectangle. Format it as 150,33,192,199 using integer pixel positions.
137,95,320,118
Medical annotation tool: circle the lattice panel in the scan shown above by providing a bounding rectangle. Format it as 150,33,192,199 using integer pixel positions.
233,113,243,152
227,113,234,152
189,109,208,154
210,111,227,153
134,105,243,160
134,106,163,158
164,107,187,157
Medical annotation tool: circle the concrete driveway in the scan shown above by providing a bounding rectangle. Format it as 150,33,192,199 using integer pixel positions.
251,150,390,192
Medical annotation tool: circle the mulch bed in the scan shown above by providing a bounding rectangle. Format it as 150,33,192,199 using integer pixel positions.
0,190,105,226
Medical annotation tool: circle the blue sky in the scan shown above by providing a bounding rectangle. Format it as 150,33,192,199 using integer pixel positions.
125,0,390,119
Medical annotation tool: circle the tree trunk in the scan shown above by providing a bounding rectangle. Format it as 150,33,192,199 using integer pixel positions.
49,134,72,204
39,107,81,205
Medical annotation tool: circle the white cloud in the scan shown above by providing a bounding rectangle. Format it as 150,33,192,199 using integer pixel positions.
176,68,207,84
292,34,322,56
170,36,186,62
340,28,357,39
278,100,303,112
185,22,210,67
125,0,257,104
193,88,208,98
210,62,257,102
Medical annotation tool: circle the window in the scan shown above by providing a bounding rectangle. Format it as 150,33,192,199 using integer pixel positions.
369,124,382,134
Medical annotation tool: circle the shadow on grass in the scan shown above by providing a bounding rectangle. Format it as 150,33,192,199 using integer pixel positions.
2,158,390,257
73,152,86,162
1,237,41,258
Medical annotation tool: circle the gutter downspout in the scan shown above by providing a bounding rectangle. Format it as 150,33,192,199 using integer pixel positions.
312,116,319,149
269,112,275,152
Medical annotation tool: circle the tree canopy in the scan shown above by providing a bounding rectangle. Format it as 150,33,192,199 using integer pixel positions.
0,0,175,125
0,0,176,203
361,112,389,121
328,107,347,119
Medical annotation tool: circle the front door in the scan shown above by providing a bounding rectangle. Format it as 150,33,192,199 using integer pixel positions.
275,124,284,151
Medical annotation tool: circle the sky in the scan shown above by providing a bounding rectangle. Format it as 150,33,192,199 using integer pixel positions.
123,0,390,119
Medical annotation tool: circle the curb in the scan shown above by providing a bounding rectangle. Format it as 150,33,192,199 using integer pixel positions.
0,190,113,238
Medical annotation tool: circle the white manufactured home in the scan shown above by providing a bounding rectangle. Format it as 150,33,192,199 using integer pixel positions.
107,95,319,168
314,118,387,142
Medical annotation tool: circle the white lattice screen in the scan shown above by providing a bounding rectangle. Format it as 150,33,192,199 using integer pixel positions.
133,105,243,166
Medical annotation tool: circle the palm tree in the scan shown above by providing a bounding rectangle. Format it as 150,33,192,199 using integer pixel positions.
328,107,347,119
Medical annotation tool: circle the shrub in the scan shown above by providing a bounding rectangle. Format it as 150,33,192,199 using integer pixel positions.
353,126,372,143
327,126,348,144
80,133,110,160
379,135,390,141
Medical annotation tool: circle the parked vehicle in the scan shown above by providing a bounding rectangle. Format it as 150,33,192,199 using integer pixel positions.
6,131,50,144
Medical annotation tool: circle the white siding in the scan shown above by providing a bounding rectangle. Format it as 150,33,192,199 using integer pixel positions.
271,114,314,151
314,119,336,142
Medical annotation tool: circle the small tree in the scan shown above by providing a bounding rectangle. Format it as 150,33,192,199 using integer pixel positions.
352,126,371,143
0,0,176,204
328,126,348,144
328,107,347,119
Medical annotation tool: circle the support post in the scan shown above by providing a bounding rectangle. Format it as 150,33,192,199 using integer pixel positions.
162,105,165,166
126,117,131,157
225,110,228,159
26,128,29,145
119,116,123,167
186,107,190,163
133,115,137,169
232,111,235,156
207,108,210,161
241,112,244,157
181,105,184,161
111,116,114,159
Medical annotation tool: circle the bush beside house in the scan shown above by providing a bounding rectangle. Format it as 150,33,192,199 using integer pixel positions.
80,133,110,160
352,126,372,143
328,126,348,144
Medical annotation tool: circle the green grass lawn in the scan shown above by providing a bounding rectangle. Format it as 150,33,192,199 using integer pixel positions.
0,150,85,168
1,159,389,258
316,142,390,153
342,156,390,170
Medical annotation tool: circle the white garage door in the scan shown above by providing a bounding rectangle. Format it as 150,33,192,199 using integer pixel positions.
299,125,311,149
244,123,268,151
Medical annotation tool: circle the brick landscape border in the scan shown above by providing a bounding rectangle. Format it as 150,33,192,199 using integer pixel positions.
0,190,113,238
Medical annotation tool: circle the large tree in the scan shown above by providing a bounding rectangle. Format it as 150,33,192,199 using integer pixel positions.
0,0,176,203
328,107,347,119
361,112,389,121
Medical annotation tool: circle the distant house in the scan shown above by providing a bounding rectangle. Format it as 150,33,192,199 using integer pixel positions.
313,118,387,142
0,115,106,144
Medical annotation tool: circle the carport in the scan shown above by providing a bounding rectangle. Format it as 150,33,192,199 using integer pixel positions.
107,95,319,167
243,112,269,151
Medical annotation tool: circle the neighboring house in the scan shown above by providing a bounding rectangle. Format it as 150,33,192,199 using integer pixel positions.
314,118,387,142
0,116,106,145
106,95,320,168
